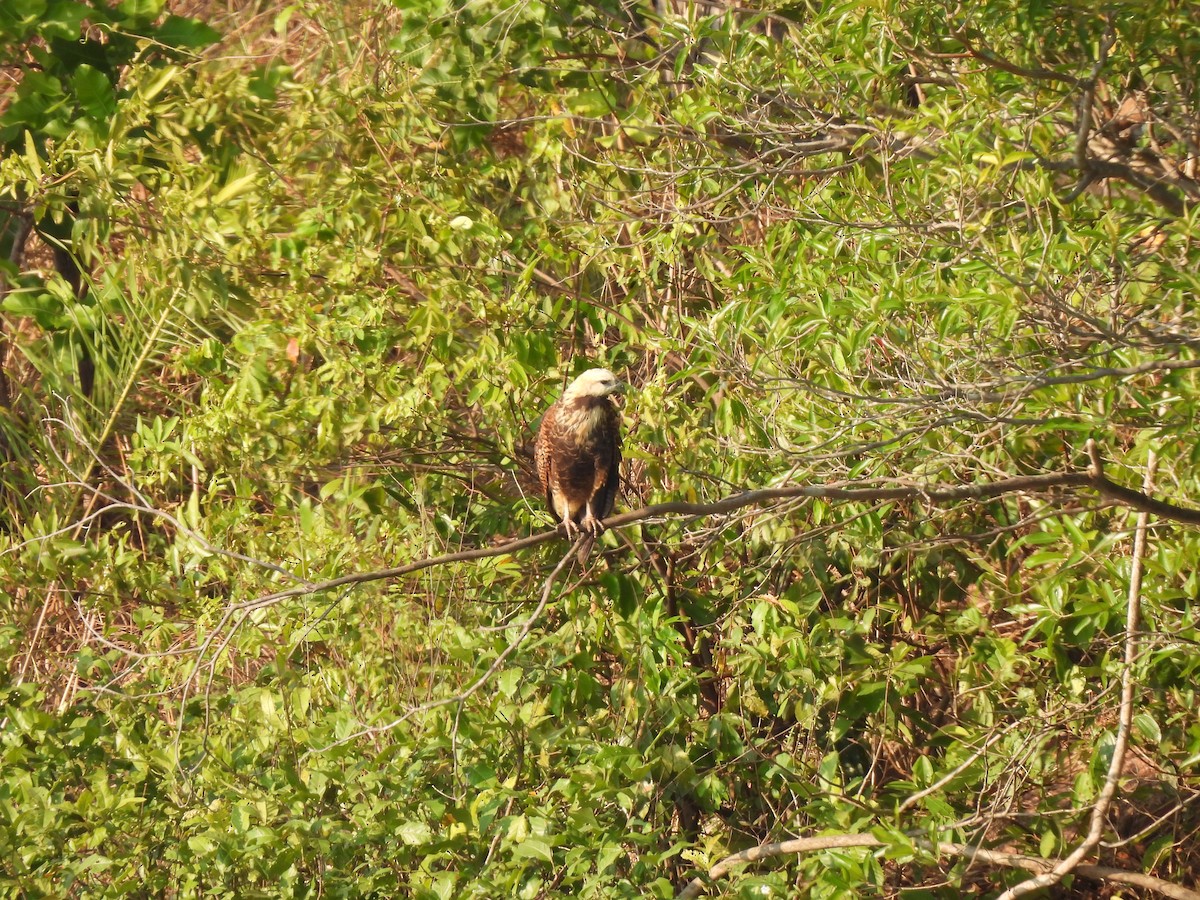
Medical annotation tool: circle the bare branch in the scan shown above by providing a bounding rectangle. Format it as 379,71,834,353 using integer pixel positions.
1073,25,1116,175
897,722,1020,814
775,357,1200,409
147,448,1200,632
675,833,1200,900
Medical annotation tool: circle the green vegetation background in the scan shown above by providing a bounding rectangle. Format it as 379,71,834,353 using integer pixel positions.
2,0,1200,895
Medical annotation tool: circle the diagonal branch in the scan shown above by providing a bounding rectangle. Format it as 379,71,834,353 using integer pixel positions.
50,438,1200,698
305,536,588,753
95,443,1200,635
947,26,1075,85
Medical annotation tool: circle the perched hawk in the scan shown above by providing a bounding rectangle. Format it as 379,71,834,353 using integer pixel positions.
534,368,624,538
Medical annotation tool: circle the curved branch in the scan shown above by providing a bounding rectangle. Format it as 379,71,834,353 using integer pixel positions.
65,442,1200,686
675,834,1200,900
226,448,1200,617
775,357,1200,409
947,27,1075,85
676,442,1186,900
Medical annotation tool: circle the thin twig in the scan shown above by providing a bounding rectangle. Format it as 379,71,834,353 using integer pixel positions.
947,26,1074,84
306,536,586,753
1073,25,1116,174
898,721,1021,814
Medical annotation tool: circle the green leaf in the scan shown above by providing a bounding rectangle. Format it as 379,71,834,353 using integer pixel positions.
154,15,222,49
511,837,555,864
117,0,164,19
187,834,216,855
73,64,116,119
1133,713,1162,744
1039,829,1057,858
398,821,432,846
0,0,47,29
23,129,42,179
498,667,522,698
230,804,251,834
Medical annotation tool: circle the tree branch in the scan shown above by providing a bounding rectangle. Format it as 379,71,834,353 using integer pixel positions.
190,447,1200,620
52,436,1200,726
777,357,1200,409
1072,25,1116,175
675,833,1200,900
947,26,1075,85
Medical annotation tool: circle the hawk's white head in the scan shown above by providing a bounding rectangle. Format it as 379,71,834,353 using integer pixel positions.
562,368,625,403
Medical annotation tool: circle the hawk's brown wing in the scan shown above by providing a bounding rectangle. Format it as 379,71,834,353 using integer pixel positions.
534,401,559,517
590,401,622,521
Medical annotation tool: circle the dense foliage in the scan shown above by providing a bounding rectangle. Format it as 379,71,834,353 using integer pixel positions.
3,0,1200,895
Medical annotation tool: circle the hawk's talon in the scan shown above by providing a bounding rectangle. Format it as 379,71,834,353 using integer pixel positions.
580,515,602,537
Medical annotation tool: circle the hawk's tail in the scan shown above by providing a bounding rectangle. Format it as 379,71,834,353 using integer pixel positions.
577,533,597,562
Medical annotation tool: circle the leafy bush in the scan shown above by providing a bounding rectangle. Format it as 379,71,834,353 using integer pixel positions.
2,0,1200,896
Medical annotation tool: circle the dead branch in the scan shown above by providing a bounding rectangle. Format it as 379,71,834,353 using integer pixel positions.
675,833,1200,900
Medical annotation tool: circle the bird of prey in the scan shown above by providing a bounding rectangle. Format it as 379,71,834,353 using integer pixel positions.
534,368,624,538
